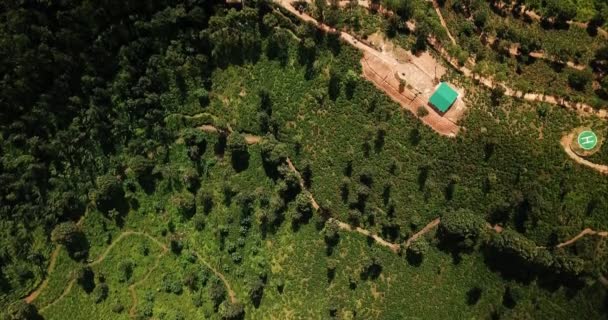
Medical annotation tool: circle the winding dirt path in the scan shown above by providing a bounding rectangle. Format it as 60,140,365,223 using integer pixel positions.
24,246,61,304
556,228,608,248
24,216,86,303
89,231,168,267
33,231,169,313
560,133,608,175
192,251,237,303
128,249,168,318
427,0,456,45
480,35,587,70
39,278,76,313
286,158,320,210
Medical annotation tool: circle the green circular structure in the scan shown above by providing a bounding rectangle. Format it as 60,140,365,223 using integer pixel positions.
577,130,598,150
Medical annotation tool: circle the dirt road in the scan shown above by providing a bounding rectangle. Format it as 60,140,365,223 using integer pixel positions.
556,228,608,248
24,246,62,303
330,218,401,252
405,218,441,247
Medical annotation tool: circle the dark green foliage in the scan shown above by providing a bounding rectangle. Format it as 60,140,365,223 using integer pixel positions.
567,69,593,91
162,273,183,295
416,106,429,118
6,301,41,320
209,279,227,310
92,283,109,303
219,301,245,320
75,266,95,293
170,237,184,255
439,209,486,249
406,238,430,266
360,257,382,280
600,76,608,98
94,174,126,215
198,189,214,214
50,222,80,246
293,193,313,227
112,303,125,314
51,222,89,260
208,8,261,65
227,132,250,172
249,278,265,308
193,214,206,231
384,0,414,19
546,0,577,24
118,260,134,283
171,192,196,219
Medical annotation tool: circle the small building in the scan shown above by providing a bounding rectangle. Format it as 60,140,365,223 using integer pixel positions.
428,82,458,114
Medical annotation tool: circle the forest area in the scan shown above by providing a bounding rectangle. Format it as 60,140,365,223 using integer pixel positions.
1,0,608,319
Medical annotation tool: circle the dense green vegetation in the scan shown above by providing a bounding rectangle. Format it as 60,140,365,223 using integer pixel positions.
1,0,608,319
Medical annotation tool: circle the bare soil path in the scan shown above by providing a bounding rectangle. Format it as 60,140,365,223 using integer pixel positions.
329,218,401,252
24,246,62,303
33,231,169,313
427,0,456,45
192,251,237,303
555,228,608,248
39,278,76,313
560,133,608,175
24,216,86,304
89,231,168,266
33,229,237,316
405,218,441,247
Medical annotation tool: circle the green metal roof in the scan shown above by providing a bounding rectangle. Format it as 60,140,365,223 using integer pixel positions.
429,82,458,113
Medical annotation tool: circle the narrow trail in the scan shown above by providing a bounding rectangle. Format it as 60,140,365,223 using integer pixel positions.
34,231,169,313
555,228,608,249
24,246,62,303
192,251,237,303
560,133,608,175
39,278,76,313
198,124,261,145
287,154,440,251
24,215,86,303
89,231,168,267
405,218,441,247
329,218,401,252
286,157,320,210
129,249,168,318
